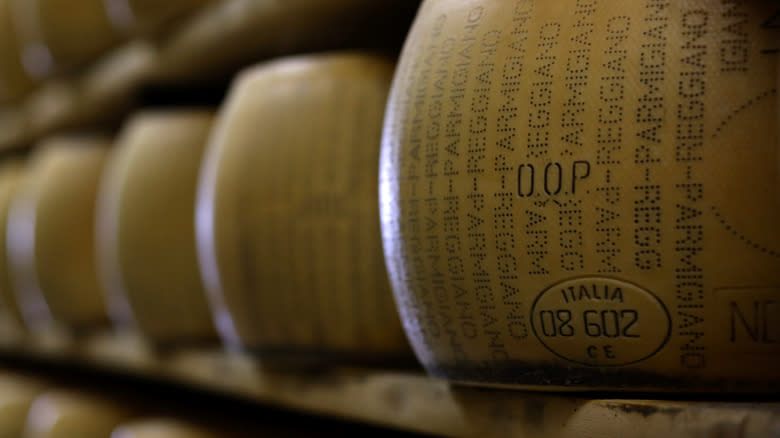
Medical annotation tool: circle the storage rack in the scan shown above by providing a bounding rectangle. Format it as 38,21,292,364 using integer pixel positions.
0,1,777,436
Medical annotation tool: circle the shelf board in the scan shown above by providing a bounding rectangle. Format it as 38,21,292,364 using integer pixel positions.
0,331,776,438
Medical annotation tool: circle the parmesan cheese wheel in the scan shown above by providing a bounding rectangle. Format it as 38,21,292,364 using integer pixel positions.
0,0,33,103
0,106,28,149
9,0,120,77
22,391,132,438
96,110,218,346
197,53,413,364
111,419,219,438
0,374,45,438
104,0,214,35
152,0,420,82
380,0,780,391
7,138,110,332
0,161,25,334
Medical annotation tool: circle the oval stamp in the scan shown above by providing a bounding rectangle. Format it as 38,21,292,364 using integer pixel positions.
531,277,671,367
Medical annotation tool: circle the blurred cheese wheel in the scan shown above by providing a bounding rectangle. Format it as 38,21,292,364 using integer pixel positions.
7,138,109,332
197,53,413,364
96,110,217,346
152,0,420,82
0,374,45,438
23,391,132,438
111,419,218,438
0,106,28,149
0,0,33,103
380,0,780,391
0,161,25,333
104,0,214,35
9,0,120,77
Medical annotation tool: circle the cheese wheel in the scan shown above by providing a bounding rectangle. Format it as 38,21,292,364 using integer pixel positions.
104,0,214,35
380,0,780,391
0,374,45,438
152,0,420,82
9,0,120,77
197,53,413,364
7,138,110,332
96,110,218,346
0,161,25,334
22,391,132,438
23,81,81,139
0,0,33,103
111,419,219,438
0,106,28,149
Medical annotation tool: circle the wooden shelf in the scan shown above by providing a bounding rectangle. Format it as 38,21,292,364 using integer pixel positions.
0,331,776,437
0,2,777,436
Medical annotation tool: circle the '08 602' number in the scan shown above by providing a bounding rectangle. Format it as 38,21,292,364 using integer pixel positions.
537,309,640,338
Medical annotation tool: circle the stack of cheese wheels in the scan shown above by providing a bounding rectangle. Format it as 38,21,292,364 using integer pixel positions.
111,419,219,438
9,0,120,78
0,161,25,336
7,138,109,333
380,0,780,391
197,53,412,364
96,110,218,346
105,0,214,35
0,373,45,438
22,390,133,438
0,0,33,103
152,0,420,83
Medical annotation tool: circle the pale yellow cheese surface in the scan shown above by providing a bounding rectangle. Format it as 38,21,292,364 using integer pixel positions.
7,138,109,332
10,0,120,76
380,0,780,391
111,419,219,438
22,390,132,438
197,53,413,362
0,0,33,102
97,110,218,346
0,162,25,333
0,374,45,438
115,0,214,34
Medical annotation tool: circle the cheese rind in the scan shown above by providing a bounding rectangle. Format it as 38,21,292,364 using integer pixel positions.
9,0,120,77
110,419,219,438
0,0,34,103
97,111,218,346
197,53,413,363
0,374,45,438
0,161,24,335
7,138,109,332
105,0,214,35
380,0,780,391
22,391,132,438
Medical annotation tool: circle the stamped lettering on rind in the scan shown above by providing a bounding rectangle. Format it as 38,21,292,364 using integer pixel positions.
531,277,671,367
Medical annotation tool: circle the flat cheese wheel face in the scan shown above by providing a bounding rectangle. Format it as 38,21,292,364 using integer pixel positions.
0,374,45,438
380,0,780,391
111,419,218,438
8,139,110,332
0,161,26,332
0,0,33,103
197,53,413,363
97,110,218,346
10,0,119,77
23,391,132,438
